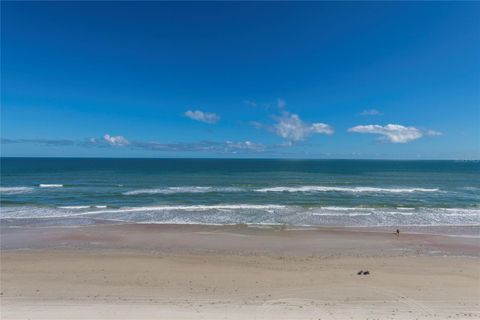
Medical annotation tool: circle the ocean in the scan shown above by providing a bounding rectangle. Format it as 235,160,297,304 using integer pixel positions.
1,158,479,230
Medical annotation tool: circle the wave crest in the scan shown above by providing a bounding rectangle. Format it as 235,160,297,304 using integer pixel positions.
255,186,439,193
123,186,243,195
0,187,34,194
39,184,63,188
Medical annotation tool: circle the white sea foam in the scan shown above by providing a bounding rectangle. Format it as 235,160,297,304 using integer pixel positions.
122,185,442,195
462,187,479,191
311,212,372,216
0,187,34,194
123,186,244,195
39,184,63,188
255,186,439,193
58,205,108,210
2,206,479,233
386,212,414,216
87,204,286,214
319,206,372,211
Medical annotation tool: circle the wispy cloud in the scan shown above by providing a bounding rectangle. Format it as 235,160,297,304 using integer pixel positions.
243,100,258,108
2,136,266,154
249,121,265,130
276,98,286,109
243,98,287,110
184,110,220,124
359,109,383,116
0,138,75,146
130,140,265,153
425,129,442,137
243,100,272,109
103,134,130,146
348,124,441,143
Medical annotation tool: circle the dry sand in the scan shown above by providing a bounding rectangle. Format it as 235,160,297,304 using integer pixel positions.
1,224,479,319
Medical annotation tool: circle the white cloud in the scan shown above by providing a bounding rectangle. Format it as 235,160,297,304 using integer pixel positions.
360,109,383,116
103,134,130,146
224,141,265,152
132,140,265,153
425,129,442,136
348,124,441,143
273,112,334,142
185,110,220,124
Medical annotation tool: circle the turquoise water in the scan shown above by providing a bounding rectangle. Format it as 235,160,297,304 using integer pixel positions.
1,158,479,228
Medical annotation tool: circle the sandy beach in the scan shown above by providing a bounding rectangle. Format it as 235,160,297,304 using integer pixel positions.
1,224,479,319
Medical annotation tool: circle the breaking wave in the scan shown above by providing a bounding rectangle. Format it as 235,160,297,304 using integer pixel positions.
1,205,478,230
123,186,244,195
58,205,107,210
0,187,34,194
255,186,439,193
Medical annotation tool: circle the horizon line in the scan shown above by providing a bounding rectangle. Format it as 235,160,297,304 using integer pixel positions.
1,156,478,162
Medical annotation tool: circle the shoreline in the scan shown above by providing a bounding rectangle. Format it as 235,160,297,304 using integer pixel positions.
2,223,479,255
1,224,479,319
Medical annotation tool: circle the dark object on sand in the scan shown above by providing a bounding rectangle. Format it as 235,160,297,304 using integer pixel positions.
363,271,370,275
357,270,363,275
396,229,400,237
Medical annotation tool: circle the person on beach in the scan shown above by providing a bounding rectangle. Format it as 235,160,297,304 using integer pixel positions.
396,229,400,237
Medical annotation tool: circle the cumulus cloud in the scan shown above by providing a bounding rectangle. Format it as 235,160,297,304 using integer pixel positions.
185,110,220,124
272,111,334,142
348,124,441,143
103,134,130,146
359,109,383,116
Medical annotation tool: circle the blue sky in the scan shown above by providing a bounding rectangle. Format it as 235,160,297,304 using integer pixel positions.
1,2,479,159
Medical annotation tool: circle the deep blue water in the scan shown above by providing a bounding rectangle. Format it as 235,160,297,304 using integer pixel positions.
1,158,479,228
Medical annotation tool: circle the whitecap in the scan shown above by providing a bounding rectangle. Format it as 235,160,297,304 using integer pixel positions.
58,205,108,210
386,212,414,216
87,204,286,214
311,212,372,216
255,186,439,193
123,186,244,195
39,184,63,188
319,206,371,211
0,187,34,194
